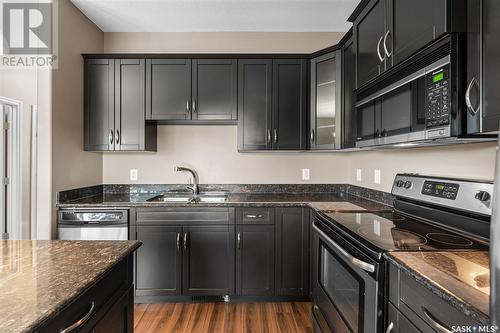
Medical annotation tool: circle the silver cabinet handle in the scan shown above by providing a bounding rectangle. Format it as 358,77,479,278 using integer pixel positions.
192,99,196,114
115,129,120,144
377,35,385,62
176,233,181,250
422,307,452,333
313,222,375,273
237,232,241,249
183,232,188,250
267,129,271,144
383,30,392,57
385,322,394,333
311,129,315,143
273,129,278,144
245,214,263,219
60,302,95,333
186,99,190,114
109,129,114,145
465,77,480,115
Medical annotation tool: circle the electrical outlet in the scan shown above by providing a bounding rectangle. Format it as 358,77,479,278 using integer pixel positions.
374,169,381,184
130,169,138,181
356,169,362,182
302,169,310,181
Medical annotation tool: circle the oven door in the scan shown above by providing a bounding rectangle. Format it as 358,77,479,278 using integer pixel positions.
312,219,380,333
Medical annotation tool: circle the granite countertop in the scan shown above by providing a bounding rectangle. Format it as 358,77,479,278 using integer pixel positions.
385,251,490,325
0,240,141,333
56,192,391,212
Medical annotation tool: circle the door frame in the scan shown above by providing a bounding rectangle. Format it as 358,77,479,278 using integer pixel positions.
0,96,22,240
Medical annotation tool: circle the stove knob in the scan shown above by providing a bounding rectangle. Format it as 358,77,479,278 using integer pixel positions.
396,180,404,188
404,181,412,189
475,191,491,202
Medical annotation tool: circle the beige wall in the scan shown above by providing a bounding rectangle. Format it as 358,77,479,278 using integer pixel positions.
102,32,498,189
104,32,344,53
103,126,349,184
50,0,104,238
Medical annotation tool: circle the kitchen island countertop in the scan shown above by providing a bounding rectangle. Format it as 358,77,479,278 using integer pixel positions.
0,240,141,333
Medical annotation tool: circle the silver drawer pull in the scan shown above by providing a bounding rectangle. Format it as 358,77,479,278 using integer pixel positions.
60,301,95,333
385,322,394,333
237,232,241,249
313,222,375,273
245,214,263,219
422,307,452,333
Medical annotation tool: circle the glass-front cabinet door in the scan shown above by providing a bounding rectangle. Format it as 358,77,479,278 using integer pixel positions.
310,51,342,150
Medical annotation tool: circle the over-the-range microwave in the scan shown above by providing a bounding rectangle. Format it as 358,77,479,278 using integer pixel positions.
354,35,491,148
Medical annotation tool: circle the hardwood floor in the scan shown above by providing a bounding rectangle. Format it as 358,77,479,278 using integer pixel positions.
134,302,313,333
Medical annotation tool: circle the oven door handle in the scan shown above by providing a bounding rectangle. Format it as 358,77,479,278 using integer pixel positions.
313,222,375,273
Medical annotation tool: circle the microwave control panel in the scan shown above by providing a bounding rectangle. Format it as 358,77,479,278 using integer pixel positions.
426,66,450,128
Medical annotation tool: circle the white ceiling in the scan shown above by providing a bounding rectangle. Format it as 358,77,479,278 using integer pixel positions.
71,0,359,32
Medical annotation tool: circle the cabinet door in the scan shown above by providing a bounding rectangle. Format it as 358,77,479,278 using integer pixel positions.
135,225,182,296
356,100,378,142
311,52,342,150
92,288,133,333
342,37,357,148
192,59,237,120
84,59,114,151
483,0,500,132
115,59,146,151
236,224,275,296
355,0,386,88
237,59,273,151
466,0,482,134
275,208,309,296
272,59,307,150
146,59,191,120
386,303,420,333
387,0,446,68
182,225,235,295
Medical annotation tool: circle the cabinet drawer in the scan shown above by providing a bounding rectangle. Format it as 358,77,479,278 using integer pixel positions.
236,207,274,224
39,256,131,333
386,302,420,333
136,207,234,225
398,269,476,331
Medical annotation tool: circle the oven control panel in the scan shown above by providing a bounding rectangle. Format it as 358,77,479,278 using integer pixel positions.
426,66,450,128
421,181,459,200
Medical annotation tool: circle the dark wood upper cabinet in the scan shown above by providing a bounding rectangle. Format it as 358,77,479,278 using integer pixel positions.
236,224,275,296
275,208,309,296
342,36,357,149
355,0,387,88
354,0,464,89
146,59,192,120
238,58,307,151
272,59,307,150
238,59,273,151
84,58,157,152
182,225,235,296
192,59,237,121
84,59,114,151
135,225,182,297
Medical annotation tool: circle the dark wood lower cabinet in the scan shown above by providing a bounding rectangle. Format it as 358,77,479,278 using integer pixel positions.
275,208,309,296
182,225,235,295
91,287,134,333
135,225,182,296
133,207,310,300
236,224,275,296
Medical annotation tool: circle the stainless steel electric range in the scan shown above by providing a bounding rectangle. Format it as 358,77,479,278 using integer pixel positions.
311,174,492,333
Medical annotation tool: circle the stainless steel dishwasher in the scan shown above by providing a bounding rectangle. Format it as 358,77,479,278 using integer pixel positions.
57,209,128,240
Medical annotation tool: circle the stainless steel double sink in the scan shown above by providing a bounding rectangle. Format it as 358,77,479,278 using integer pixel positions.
147,192,227,204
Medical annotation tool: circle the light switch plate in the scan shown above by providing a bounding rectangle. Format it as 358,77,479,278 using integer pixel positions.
356,169,362,182
302,169,310,181
374,169,381,184
130,169,138,181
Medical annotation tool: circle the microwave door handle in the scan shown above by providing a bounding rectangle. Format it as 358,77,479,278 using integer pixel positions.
313,223,375,273
465,77,480,116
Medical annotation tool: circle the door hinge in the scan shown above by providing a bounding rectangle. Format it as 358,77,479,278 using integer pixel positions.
3,177,9,186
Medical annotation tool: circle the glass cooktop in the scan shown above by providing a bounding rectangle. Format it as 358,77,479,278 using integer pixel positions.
320,211,488,253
